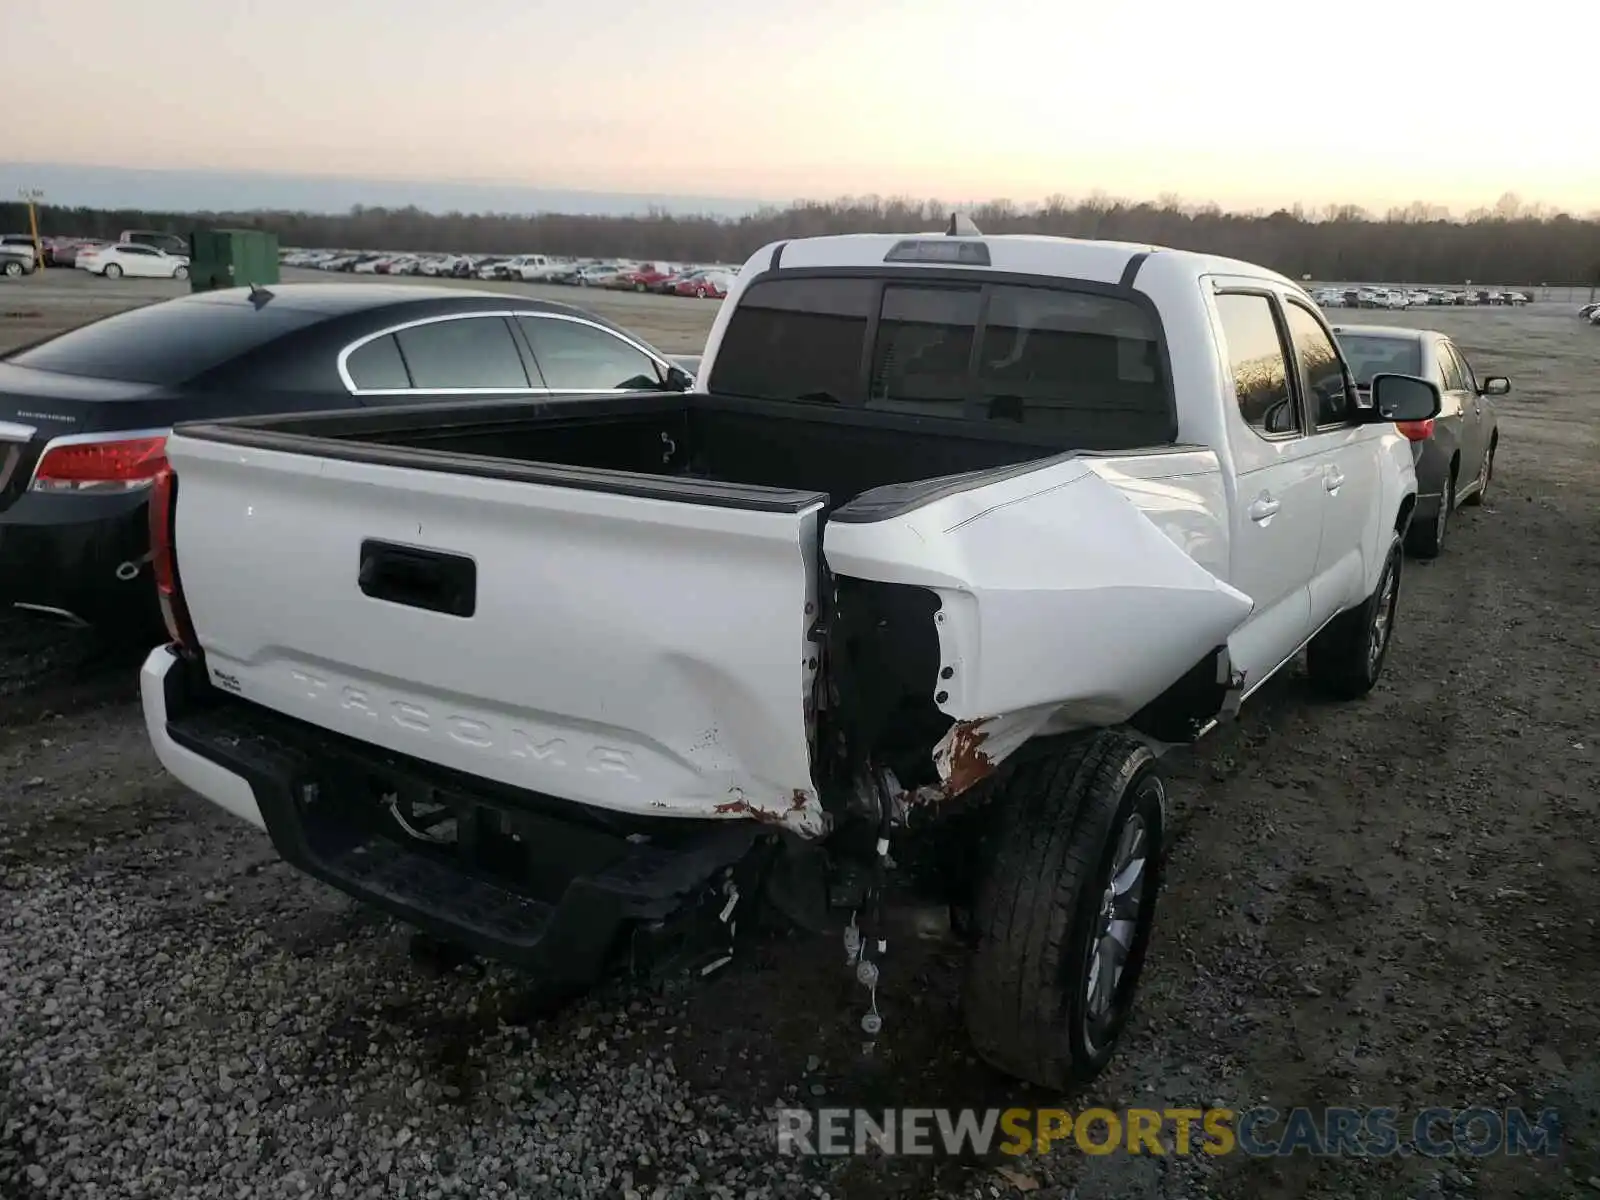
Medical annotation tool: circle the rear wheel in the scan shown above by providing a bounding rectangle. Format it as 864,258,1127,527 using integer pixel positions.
172,264,189,280
963,732,1166,1088
103,263,123,279
1307,535,1402,700
1407,469,1454,559
1,260,21,277
1463,435,1496,507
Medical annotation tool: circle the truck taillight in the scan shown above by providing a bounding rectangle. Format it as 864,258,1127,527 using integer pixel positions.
32,435,168,491
1396,419,1435,441
149,466,198,653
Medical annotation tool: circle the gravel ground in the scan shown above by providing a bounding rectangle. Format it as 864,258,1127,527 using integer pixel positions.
1,278,1597,1199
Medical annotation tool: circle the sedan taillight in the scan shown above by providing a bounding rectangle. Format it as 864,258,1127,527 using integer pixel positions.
31,435,168,491
1396,419,1436,442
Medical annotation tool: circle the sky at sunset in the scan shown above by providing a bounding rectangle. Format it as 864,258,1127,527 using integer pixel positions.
6,0,1595,216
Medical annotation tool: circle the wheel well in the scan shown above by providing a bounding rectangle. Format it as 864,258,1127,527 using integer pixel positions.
1395,494,1416,536
1449,452,1460,481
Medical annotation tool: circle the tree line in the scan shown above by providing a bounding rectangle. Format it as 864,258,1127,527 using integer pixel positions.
6,192,1600,286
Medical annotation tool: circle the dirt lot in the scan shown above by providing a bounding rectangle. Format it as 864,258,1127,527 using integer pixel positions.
1,272,1597,1199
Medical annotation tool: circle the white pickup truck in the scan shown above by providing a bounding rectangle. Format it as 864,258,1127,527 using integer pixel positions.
140,223,1440,1088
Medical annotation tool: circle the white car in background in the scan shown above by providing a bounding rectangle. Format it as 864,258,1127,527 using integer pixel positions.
0,234,40,268
1374,289,1408,309
77,242,190,280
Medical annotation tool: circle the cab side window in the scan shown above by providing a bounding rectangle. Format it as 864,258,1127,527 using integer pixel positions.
1283,301,1353,427
1215,293,1300,437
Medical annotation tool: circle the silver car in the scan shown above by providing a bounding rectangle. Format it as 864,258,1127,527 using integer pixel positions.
1332,325,1508,557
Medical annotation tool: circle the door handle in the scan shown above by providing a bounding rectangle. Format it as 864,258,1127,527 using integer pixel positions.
1324,471,1346,493
1248,496,1281,523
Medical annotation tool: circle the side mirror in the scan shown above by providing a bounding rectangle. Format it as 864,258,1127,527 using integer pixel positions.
664,365,695,392
1481,376,1511,396
1370,373,1441,422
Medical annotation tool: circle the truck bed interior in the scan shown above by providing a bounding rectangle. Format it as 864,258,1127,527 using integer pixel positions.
180,390,1171,516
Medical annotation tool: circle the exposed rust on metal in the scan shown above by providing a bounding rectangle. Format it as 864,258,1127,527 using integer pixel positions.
713,787,822,829
941,720,996,795
903,719,1001,812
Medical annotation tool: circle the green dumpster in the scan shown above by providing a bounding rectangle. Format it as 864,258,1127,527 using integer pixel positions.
187,229,280,292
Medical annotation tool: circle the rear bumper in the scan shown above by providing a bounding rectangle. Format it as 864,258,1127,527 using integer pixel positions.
141,647,766,984
0,489,161,630
1410,437,1449,519
142,648,267,828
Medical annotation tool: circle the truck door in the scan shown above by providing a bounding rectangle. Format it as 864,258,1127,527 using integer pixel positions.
1212,290,1323,690
1280,298,1381,627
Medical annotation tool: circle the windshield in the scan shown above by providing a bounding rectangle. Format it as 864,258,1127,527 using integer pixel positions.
1334,334,1423,386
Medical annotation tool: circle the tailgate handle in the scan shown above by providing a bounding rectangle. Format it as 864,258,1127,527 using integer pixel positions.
358,540,477,618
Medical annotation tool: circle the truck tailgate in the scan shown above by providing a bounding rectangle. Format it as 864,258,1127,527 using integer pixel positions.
165,432,829,834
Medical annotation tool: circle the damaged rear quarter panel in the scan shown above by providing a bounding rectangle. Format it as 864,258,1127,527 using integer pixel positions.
824,450,1254,787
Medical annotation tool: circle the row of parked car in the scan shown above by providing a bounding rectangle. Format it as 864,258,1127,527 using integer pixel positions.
0,230,194,274
1313,285,1531,309
279,249,742,300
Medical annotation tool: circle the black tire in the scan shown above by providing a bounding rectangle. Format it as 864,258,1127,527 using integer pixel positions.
172,264,189,280
103,263,123,279
2,260,21,278
963,731,1166,1089
1406,469,1454,559
1463,435,1495,507
1307,534,1402,700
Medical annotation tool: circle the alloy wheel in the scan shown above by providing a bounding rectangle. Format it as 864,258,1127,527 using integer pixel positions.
1081,779,1161,1054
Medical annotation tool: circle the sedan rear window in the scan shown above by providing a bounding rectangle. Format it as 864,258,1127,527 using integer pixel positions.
5,299,321,386
1334,334,1423,386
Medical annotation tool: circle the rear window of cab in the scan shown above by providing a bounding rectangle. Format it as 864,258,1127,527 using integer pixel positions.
707,275,1174,445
